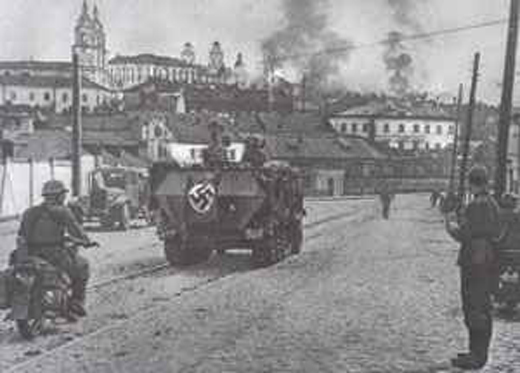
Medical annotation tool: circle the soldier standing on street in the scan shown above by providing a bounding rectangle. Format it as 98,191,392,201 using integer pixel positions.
202,121,227,168
445,166,500,370
379,182,394,219
17,180,94,318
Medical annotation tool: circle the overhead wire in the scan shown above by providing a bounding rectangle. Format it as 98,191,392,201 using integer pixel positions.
266,18,509,64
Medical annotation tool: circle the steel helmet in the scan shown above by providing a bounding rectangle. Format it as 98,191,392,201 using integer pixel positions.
468,165,489,187
41,180,69,196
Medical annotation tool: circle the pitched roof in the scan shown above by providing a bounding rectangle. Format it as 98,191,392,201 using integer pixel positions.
234,112,332,136
0,74,111,91
109,54,192,68
264,134,386,161
15,130,90,160
0,60,72,71
165,113,237,144
334,100,454,120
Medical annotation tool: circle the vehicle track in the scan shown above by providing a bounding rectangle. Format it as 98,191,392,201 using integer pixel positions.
4,203,372,373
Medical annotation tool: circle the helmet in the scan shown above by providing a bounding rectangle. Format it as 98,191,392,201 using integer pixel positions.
468,165,488,187
41,180,69,197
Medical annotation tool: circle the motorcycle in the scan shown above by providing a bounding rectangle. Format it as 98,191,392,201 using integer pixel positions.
494,249,520,312
4,239,98,340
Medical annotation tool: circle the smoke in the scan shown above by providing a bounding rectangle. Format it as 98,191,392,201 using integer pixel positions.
384,31,414,96
386,0,423,33
261,0,353,99
384,1,422,96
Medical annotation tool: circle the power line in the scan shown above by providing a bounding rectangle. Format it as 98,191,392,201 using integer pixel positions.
267,18,508,64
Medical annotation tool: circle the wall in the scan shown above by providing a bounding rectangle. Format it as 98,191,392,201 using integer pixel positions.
167,142,245,166
330,116,455,150
0,155,95,217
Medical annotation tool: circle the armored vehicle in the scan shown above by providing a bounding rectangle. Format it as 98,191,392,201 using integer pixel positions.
149,162,304,267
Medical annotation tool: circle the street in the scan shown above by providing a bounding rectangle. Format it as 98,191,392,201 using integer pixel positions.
0,195,519,372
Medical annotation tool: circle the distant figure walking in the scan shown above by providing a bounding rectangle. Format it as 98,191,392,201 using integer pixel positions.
379,184,394,219
430,190,441,208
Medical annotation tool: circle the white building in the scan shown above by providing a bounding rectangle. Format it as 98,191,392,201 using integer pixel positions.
0,74,113,114
329,102,456,151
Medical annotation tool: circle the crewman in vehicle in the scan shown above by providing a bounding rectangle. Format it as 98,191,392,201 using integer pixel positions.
17,180,95,318
242,135,268,167
445,165,500,370
202,121,228,168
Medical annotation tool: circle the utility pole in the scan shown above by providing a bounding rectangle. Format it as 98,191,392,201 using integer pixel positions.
71,52,82,197
301,74,306,112
449,84,464,192
495,0,519,197
458,53,480,202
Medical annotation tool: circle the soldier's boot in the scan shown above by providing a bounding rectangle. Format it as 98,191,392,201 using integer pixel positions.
69,279,88,317
451,329,490,370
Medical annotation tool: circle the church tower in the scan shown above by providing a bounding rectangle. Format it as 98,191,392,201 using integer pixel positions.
209,41,225,74
72,0,107,85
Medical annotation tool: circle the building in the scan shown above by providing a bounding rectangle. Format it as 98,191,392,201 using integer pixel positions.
108,43,248,90
329,101,456,151
0,74,114,114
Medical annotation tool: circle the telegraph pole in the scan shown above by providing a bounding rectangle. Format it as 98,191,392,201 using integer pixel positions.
495,0,519,197
449,84,464,192
458,53,480,202
71,52,82,196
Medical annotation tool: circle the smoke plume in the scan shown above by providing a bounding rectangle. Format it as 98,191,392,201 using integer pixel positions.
386,0,423,33
384,31,414,96
261,0,353,100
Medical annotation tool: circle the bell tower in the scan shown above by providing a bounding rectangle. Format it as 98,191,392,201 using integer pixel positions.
72,0,107,85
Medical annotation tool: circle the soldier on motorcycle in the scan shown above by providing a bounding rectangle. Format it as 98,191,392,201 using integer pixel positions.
16,180,95,318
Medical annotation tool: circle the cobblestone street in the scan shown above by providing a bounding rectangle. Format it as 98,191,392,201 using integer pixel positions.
2,195,520,372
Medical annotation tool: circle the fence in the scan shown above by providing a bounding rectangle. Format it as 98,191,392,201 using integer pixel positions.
0,156,96,218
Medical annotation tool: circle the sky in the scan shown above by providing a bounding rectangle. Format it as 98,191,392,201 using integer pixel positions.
0,0,515,104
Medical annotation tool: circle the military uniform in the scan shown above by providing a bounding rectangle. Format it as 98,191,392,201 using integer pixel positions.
448,191,500,368
18,202,91,309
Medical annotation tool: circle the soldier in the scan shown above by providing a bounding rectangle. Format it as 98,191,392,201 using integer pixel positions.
378,182,394,219
17,180,95,318
202,121,227,167
445,166,500,370
242,135,268,167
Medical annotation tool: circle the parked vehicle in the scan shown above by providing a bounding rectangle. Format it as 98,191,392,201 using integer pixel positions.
149,162,305,267
1,240,98,340
70,167,150,230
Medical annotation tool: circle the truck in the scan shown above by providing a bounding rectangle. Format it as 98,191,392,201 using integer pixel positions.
69,167,150,230
149,161,305,267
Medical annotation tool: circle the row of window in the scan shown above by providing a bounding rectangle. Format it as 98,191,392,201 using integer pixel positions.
110,65,222,87
338,122,452,135
189,147,237,161
6,91,100,104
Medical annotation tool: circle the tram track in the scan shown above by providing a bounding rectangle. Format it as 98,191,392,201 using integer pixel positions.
3,202,373,373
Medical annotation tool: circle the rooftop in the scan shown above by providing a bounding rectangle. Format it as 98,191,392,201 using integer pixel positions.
0,74,111,91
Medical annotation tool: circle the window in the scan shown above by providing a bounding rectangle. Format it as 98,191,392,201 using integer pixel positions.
44,92,51,101
436,125,442,135
29,92,35,101
190,148,197,160
413,141,419,150
62,93,68,103
383,123,390,133
9,91,16,101
362,123,368,132
435,143,441,150
425,125,431,134
448,125,455,135
399,124,405,133
413,124,420,133
341,123,347,133
398,141,405,150
82,94,88,103
352,123,358,133
228,149,236,161
425,142,430,150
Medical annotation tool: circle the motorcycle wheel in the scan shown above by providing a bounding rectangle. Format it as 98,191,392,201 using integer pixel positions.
16,318,44,340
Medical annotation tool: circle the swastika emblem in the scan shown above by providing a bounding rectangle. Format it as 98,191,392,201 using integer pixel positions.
188,182,216,214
